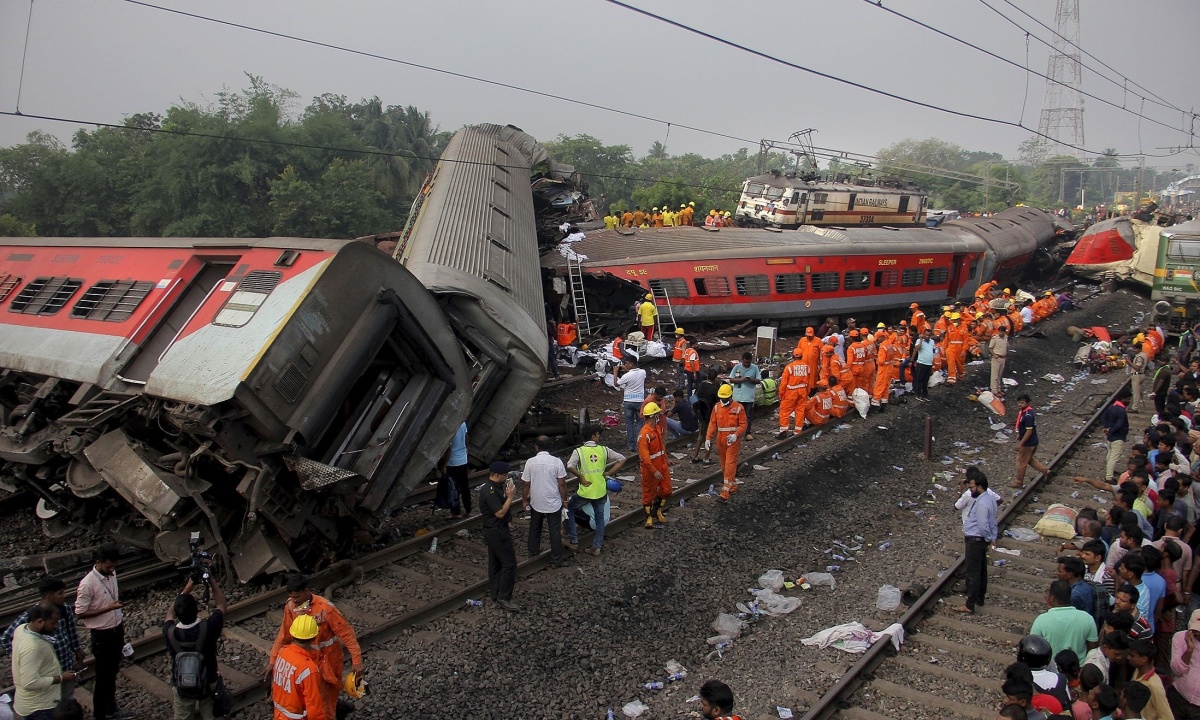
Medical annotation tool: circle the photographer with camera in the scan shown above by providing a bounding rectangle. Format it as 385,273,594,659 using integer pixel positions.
163,541,227,720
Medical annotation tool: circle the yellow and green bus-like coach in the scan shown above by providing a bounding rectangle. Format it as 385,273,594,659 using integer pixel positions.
1153,219,1200,333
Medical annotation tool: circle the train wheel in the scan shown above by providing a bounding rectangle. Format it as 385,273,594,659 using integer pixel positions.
36,499,79,539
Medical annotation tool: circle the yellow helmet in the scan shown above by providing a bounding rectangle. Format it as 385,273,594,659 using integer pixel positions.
1003,288,1012,294
710,209,718,216
645,293,653,300
290,615,319,640
723,211,731,217
675,328,685,335
689,201,696,207
951,312,961,320
943,310,952,317
1134,333,1145,343
344,671,367,699
642,402,662,416
681,204,687,208
717,384,734,399
876,322,886,329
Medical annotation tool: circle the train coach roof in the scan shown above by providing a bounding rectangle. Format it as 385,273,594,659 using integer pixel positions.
1161,219,1200,237
0,237,363,251
542,226,979,269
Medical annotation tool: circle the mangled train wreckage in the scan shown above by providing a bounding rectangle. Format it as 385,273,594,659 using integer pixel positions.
0,124,582,580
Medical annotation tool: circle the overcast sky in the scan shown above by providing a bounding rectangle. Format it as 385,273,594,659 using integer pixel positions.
1,0,1197,171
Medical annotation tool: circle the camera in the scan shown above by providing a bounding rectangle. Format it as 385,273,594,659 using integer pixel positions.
187,531,212,585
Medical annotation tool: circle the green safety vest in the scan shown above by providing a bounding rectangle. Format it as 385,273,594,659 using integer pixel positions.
756,378,779,407
576,444,609,500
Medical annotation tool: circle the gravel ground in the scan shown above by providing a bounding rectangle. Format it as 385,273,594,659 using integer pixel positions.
219,287,1147,720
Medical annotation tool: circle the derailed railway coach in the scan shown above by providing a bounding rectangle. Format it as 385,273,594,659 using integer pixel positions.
0,124,574,581
546,206,1067,323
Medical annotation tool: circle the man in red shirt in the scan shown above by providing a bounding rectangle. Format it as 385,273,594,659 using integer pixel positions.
699,680,743,720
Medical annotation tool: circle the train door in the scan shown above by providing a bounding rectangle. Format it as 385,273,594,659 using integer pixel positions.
898,196,910,214
847,193,857,211
118,261,235,383
947,254,970,297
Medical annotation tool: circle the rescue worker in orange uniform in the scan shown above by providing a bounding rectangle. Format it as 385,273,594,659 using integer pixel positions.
681,341,701,399
795,327,822,388
829,338,854,395
945,313,968,385
909,303,928,335
934,308,953,336
268,574,363,720
843,329,862,393
849,330,872,394
272,615,328,720
672,328,689,387
639,402,672,528
621,210,634,228
828,376,850,418
632,207,646,227
1007,304,1023,334
705,384,747,502
973,312,994,345
872,330,896,409
818,341,835,388
612,335,624,361
777,348,812,437
652,208,663,227
805,379,834,427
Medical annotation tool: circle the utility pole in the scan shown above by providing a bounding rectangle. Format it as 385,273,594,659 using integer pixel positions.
1133,156,1146,208
983,161,990,211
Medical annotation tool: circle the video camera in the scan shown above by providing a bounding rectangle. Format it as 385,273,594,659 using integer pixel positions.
186,531,212,586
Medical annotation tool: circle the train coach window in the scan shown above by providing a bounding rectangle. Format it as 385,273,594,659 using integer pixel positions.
812,193,829,205
810,272,840,293
874,270,898,288
213,270,283,327
901,269,924,287
0,273,21,303
8,276,83,315
925,267,949,285
774,273,807,294
843,271,870,291
71,280,155,322
735,275,770,296
649,278,690,299
1167,237,1200,261
694,276,731,297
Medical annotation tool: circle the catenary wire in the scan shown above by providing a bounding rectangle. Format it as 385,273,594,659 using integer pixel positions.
860,0,1192,140
602,0,1188,159
977,0,1192,118
0,110,747,194
119,0,759,148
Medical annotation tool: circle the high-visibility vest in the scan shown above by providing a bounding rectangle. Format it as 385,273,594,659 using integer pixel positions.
756,377,778,406
272,644,326,720
683,348,700,373
673,338,688,362
575,444,609,500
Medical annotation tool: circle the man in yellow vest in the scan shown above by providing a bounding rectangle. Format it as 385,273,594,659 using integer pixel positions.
564,426,626,555
662,207,675,227
604,212,618,230
638,294,659,340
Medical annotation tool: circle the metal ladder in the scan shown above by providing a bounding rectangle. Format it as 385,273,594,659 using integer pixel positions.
566,251,591,337
651,285,679,335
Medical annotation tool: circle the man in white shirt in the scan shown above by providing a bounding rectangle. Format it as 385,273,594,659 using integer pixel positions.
75,543,135,720
1020,300,1035,327
523,436,571,566
955,467,1003,525
616,356,647,452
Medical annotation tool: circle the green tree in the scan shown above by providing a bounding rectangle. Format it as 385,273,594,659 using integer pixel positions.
0,213,35,236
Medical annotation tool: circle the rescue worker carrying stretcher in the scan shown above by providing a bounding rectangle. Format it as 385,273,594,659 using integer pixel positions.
706,384,747,503
639,402,672,528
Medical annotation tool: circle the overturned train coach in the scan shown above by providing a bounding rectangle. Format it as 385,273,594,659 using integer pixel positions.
0,124,562,580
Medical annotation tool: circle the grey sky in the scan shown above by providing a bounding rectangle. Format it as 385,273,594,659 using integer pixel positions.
1,0,1197,170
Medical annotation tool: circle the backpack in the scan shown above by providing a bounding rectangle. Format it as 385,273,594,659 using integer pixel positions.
1089,580,1112,629
168,621,209,699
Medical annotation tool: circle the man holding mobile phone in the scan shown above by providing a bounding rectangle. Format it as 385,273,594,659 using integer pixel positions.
480,461,520,611
75,543,135,720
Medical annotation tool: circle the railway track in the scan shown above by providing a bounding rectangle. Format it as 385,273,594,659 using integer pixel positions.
800,377,1129,720
47,411,823,716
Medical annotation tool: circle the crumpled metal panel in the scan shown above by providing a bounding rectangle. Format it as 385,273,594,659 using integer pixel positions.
284,455,364,491
83,429,186,529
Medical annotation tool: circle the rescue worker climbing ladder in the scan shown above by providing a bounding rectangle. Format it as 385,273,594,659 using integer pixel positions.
706,384,747,502
639,402,672,528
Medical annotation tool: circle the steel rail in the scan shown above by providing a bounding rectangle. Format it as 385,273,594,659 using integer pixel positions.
798,375,1130,720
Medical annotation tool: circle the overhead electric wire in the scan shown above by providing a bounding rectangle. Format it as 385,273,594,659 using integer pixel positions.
0,110,747,194
860,0,1193,140
989,0,1190,118
602,0,1190,159
119,0,759,148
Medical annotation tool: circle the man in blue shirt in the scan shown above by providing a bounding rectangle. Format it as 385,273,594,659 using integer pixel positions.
1056,555,1097,616
1139,546,1168,636
1013,394,1051,488
911,327,936,399
955,471,998,614
1100,390,1130,482
439,421,470,517
727,352,761,440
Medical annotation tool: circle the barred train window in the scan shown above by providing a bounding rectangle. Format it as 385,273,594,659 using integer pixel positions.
735,275,770,296
926,267,950,285
9,276,83,315
0,274,22,303
810,272,840,293
648,278,689,299
774,273,806,294
901,269,924,287
71,280,155,322
843,271,870,291
693,276,730,297
874,270,898,288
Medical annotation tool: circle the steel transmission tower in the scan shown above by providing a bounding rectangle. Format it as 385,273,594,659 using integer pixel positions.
1034,0,1085,159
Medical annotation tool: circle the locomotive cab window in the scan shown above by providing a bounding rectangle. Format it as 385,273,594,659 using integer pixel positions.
9,276,83,315
648,278,689,299
213,270,283,327
774,273,807,294
744,182,766,198
843,271,870,291
765,187,785,201
735,274,770,296
1167,237,1200,261
901,269,924,287
812,193,829,205
874,270,898,288
925,267,949,285
810,272,840,293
